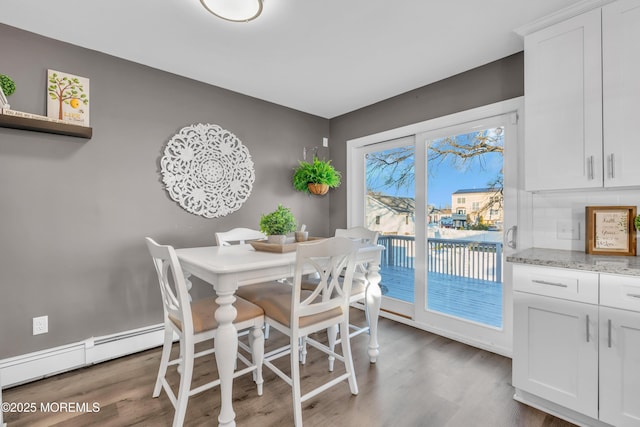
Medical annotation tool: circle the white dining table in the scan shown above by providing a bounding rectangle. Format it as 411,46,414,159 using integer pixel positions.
175,241,384,427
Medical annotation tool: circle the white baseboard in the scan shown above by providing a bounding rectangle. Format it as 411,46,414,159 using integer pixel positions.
0,323,167,389
513,389,612,427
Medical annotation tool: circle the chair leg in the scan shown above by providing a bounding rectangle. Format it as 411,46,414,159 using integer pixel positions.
153,325,173,398
299,336,307,365
264,323,270,339
173,338,194,427
250,326,265,396
340,320,359,396
327,324,338,372
364,287,371,334
291,333,304,427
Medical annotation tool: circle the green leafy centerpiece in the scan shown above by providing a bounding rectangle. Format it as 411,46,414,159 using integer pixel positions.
293,157,341,195
259,204,297,244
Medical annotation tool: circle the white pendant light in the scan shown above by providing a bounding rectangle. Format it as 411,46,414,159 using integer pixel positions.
200,0,263,23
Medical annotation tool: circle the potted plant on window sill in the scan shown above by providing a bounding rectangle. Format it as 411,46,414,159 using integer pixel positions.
292,157,341,195
259,204,297,244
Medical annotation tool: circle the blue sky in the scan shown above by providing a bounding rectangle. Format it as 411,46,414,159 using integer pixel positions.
366,129,503,208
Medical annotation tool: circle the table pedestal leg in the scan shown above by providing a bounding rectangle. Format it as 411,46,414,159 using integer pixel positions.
215,290,238,427
366,261,382,363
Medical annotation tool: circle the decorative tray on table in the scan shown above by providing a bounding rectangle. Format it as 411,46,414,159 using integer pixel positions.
249,237,325,253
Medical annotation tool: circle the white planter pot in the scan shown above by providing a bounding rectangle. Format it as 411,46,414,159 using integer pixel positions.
267,235,287,244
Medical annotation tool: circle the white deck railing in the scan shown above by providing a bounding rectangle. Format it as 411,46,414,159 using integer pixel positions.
378,235,503,283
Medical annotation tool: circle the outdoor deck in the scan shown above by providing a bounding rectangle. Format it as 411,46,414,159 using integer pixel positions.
379,265,503,328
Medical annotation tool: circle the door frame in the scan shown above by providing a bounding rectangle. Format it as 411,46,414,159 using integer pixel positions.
346,97,526,356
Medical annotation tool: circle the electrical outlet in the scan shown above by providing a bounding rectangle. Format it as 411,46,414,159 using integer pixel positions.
33,316,48,335
322,137,328,147
557,220,580,240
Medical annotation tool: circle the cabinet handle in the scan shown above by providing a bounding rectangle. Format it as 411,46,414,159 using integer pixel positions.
586,315,590,343
588,156,594,180
608,319,612,348
531,279,568,288
626,293,640,299
609,153,615,179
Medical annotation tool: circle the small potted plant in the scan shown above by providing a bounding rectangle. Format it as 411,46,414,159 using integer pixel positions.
0,74,16,109
293,157,341,195
259,204,297,244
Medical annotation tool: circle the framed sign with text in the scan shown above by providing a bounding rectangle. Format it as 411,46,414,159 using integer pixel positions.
585,206,637,256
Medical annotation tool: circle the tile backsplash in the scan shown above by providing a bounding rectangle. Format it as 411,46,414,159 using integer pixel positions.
530,188,640,252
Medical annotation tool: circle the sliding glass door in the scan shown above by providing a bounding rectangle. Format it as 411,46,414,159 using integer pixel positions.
347,102,521,353
361,136,416,317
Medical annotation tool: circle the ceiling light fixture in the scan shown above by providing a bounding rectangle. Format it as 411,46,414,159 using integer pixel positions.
200,0,263,23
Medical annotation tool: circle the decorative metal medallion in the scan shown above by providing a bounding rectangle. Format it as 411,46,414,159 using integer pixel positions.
161,123,255,218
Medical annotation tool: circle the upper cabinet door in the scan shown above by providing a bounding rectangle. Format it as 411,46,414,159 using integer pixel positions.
603,0,640,188
524,9,602,191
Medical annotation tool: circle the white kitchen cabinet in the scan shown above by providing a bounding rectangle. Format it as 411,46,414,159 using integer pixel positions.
513,292,599,418
523,0,640,191
599,275,640,427
602,0,640,188
524,9,602,191
513,266,599,418
513,265,640,426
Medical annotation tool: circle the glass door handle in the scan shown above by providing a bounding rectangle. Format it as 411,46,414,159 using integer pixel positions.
505,225,517,249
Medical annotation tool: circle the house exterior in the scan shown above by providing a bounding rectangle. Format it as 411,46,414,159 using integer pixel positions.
451,187,503,228
366,192,415,235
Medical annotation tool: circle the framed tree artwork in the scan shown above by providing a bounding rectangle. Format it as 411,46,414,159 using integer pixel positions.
585,206,637,256
47,70,90,126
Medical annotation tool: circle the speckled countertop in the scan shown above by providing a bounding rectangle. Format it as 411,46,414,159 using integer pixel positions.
506,248,640,276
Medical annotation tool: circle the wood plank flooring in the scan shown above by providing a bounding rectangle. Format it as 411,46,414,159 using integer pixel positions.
3,309,576,427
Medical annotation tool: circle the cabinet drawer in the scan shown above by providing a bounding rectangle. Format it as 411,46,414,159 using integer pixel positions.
513,265,598,304
600,274,640,312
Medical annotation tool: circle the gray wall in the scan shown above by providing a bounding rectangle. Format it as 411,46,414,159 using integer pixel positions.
0,24,331,359
328,52,524,232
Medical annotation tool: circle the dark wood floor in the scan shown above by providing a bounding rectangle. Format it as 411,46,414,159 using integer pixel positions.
3,309,576,427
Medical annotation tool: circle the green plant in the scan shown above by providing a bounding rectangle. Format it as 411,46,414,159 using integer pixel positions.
292,157,342,193
0,74,16,97
259,204,297,235
635,215,640,231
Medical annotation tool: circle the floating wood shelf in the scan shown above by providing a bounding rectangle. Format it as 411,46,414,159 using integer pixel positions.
0,112,92,139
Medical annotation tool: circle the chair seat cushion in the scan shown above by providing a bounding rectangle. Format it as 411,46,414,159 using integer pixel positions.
237,282,342,329
169,296,263,334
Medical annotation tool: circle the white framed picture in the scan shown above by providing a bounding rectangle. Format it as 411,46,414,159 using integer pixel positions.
47,69,90,126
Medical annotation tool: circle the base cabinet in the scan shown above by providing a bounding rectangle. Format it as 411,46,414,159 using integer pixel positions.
513,265,640,426
513,289,599,419
599,306,640,427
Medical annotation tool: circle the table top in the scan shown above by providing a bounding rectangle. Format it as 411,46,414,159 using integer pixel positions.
176,244,298,274
176,242,384,275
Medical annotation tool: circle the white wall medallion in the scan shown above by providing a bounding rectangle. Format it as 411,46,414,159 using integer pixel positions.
161,123,255,218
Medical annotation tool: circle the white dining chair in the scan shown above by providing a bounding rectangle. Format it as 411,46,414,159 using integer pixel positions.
236,237,359,427
301,226,379,369
215,227,266,246
145,237,265,427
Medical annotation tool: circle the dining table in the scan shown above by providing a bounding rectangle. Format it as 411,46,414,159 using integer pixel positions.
175,240,384,427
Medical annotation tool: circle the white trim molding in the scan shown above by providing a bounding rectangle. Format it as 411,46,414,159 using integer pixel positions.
0,324,167,389
514,0,615,36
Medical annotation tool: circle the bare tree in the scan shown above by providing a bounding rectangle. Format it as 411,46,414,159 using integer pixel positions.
366,129,504,195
